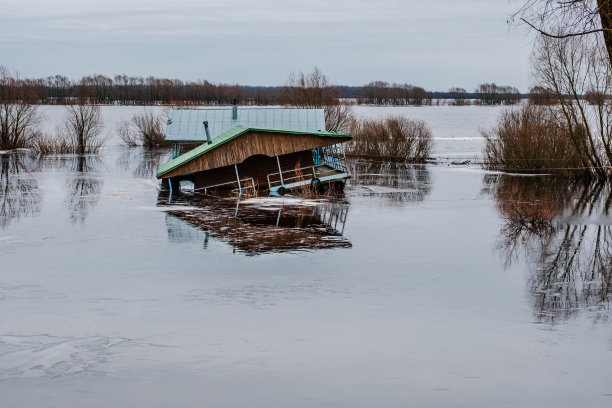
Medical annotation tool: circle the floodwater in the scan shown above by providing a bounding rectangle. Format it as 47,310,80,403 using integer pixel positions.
35,104,507,161
352,104,507,160
1,106,611,407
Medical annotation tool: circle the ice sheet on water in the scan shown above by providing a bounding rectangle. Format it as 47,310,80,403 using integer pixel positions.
434,137,485,141
239,196,323,209
360,185,420,194
139,205,203,212
0,334,129,380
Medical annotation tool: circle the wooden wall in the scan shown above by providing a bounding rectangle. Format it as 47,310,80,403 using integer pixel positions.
193,150,315,190
162,131,346,179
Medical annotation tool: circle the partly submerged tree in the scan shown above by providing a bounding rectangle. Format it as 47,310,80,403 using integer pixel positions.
532,34,612,177
0,66,42,150
494,1,612,178
64,103,105,154
281,67,353,133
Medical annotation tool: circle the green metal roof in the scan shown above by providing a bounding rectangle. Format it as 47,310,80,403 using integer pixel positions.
165,108,326,142
156,125,352,179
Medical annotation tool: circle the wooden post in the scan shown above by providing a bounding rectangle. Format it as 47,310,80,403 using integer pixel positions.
276,156,284,185
234,164,242,194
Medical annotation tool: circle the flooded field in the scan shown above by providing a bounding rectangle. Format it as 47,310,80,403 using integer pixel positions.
1,144,611,407
33,104,506,161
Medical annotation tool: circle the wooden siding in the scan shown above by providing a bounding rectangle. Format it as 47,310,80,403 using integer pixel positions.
161,131,346,179
193,150,315,190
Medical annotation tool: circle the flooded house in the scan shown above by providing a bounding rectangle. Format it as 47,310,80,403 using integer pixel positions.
155,107,352,195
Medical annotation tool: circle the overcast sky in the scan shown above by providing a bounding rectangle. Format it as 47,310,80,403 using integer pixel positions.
0,0,533,91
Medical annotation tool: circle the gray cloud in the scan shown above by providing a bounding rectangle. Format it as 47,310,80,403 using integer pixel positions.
0,0,532,91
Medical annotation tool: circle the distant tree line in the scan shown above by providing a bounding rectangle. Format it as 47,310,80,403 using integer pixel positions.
351,81,433,105
0,70,527,106
473,83,522,105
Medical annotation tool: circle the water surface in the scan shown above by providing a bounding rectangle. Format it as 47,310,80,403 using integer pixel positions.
1,146,611,407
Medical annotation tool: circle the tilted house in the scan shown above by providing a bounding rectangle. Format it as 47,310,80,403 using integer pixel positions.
156,107,352,195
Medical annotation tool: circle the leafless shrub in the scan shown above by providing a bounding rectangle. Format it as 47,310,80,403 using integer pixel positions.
64,104,105,154
132,109,167,147
482,105,585,173
117,120,139,147
347,116,433,162
30,130,72,155
118,110,167,147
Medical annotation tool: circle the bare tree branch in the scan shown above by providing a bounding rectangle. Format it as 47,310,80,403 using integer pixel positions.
521,17,608,37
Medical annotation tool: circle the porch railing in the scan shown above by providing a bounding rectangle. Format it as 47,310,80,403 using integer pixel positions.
267,166,317,189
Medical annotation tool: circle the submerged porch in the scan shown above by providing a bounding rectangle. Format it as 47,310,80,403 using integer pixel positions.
165,143,349,196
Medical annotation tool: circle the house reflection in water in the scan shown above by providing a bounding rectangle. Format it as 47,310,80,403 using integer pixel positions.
160,193,351,254
485,174,612,323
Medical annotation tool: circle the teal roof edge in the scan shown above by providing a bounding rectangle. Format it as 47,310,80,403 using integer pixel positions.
156,125,352,179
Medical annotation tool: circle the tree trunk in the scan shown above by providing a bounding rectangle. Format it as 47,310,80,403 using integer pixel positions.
599,0,612,66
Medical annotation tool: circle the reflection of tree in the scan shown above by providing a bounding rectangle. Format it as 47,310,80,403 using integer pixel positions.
116,148,169,179
158,192,351,254
65,156,103,224
347,160,431,204
487,175,612,322
0,153,42,229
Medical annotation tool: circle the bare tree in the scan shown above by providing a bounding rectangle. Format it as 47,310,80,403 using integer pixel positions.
0,66,42,150
64,103,105,154
533,34,612,177
282,67,353,133
515,1,612,66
